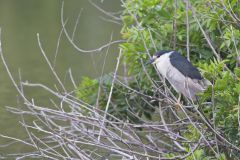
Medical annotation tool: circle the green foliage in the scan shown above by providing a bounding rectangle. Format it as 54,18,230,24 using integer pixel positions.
76,77,98,105
183,125,200,142
199,61,240,146
185,149,226,160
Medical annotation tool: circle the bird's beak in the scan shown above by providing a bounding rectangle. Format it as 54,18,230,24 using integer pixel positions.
145,56,156,65
145,58,155,65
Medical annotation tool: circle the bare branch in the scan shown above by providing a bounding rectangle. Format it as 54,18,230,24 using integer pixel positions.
60,1,125,53
98,49,122,142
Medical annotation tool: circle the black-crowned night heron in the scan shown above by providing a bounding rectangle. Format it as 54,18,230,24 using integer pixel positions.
148,50,211,101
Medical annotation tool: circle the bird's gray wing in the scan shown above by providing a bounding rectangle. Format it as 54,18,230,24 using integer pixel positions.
166,67,206,100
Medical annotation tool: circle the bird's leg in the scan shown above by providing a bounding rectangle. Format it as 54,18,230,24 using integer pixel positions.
174,94,182,109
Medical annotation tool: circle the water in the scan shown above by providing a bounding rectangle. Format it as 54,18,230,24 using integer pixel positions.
0,0,121,154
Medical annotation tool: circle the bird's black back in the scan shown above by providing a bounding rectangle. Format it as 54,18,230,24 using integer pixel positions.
169,51,202,80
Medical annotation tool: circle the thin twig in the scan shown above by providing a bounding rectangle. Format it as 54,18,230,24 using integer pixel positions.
71,8,83,40
185,0,190,61
37,33,67,93
61,2,125,53
98,49,122,142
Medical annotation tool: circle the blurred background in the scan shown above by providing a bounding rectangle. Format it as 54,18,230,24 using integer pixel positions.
0,0,121,153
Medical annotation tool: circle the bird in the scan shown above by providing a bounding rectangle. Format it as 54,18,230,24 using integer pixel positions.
147,50,211,101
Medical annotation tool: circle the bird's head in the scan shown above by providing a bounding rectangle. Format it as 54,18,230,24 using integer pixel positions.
146,50,172,65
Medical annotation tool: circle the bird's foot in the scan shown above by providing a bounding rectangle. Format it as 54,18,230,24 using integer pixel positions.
174,94,182,110
174,102,182,110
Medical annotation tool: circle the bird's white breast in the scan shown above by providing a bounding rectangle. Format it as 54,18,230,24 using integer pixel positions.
154,52,173,78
